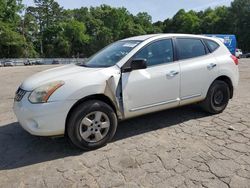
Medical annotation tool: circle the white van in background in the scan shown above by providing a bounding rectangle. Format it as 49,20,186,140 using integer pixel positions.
236,49,243,58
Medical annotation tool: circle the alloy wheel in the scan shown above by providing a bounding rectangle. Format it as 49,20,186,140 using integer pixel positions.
79,111,110,143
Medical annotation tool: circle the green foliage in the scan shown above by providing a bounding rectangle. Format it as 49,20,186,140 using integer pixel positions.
67,5,153,56
0,0,249,58
0,0,23,25
42,20,89,57
161,1,249,51
0,0,37,58
164,9,201,33
0,21,37,58
230,0,250,51
198,7,231,34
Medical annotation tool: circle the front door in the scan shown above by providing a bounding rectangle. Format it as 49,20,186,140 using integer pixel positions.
122,39,180,118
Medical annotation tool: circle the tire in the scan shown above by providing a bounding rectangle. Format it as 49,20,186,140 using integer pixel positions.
67,100,118,150
201,80,230,114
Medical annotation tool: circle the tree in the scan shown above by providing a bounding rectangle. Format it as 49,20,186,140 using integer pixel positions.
134,12,154,33
199,7,231,34
0,0,23,25
63,20,90,57
0,0,249,58
69,5,150,56
0,21,37,58
230,0,250,51
26,0,64,55
0,0,37,58
164,9,201,33
33,0,64,28
153,21,164,33
42,20,89,57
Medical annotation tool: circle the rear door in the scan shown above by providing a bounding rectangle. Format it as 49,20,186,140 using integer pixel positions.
175,38,219,105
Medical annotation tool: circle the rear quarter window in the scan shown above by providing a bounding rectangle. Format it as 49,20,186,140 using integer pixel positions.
205,39,220,52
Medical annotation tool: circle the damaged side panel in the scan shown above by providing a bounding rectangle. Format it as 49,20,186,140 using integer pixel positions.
104,75,124,120
66,66,125,120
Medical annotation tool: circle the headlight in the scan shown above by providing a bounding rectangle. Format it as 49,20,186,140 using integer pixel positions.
29,81,65,103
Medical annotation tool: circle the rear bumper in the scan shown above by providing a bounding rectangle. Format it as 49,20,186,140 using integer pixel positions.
13,92,76,136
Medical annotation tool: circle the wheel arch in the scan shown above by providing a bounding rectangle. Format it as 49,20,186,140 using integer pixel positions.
213,75,234,99
65,94,117,136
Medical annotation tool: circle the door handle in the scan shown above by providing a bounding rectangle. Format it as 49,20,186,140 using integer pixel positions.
207,63,217,70
167,70,179,77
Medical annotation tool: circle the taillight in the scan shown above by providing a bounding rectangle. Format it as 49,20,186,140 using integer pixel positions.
231,55,239,65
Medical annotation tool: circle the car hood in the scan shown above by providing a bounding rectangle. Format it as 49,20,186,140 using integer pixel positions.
21,64,105,91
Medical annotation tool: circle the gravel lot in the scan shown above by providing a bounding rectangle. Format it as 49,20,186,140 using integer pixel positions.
0,60,250,188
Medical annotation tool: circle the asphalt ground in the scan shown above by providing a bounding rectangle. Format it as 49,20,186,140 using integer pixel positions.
0,60,249,188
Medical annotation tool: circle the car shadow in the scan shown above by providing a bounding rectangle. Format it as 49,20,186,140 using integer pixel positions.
0,105,208,170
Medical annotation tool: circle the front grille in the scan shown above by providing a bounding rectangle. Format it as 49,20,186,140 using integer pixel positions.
15,88,26,102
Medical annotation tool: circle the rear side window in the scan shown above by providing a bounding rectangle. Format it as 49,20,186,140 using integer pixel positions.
133,39,174,66
205,40,220,52
176,38,206,60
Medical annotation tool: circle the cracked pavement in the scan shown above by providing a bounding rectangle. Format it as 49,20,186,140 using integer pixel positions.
0,60,250,188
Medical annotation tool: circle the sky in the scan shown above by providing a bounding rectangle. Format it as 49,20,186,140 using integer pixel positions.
22,0,233,22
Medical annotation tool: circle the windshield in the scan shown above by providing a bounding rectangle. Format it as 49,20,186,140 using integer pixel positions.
80,40,141,68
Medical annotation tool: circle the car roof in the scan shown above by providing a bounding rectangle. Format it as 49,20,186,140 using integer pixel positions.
121,33,217,42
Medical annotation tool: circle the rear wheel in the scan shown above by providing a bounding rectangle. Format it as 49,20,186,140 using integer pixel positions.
67,100,117,150
201,80,230,114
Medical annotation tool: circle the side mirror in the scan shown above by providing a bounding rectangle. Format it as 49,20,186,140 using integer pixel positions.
122,59,147,72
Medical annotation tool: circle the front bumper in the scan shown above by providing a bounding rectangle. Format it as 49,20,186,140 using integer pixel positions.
13,92,77,136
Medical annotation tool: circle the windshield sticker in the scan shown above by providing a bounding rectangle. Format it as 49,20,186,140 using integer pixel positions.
123,42,139,48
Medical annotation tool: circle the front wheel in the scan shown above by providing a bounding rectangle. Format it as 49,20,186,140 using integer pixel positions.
67,100,118,150
201,80,230,114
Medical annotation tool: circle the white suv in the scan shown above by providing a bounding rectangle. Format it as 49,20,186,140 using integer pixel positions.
14,34,239,150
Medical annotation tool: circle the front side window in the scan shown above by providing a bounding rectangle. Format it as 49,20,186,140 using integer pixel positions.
133,39,174,66
81,40,141,68
176,38,206,60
